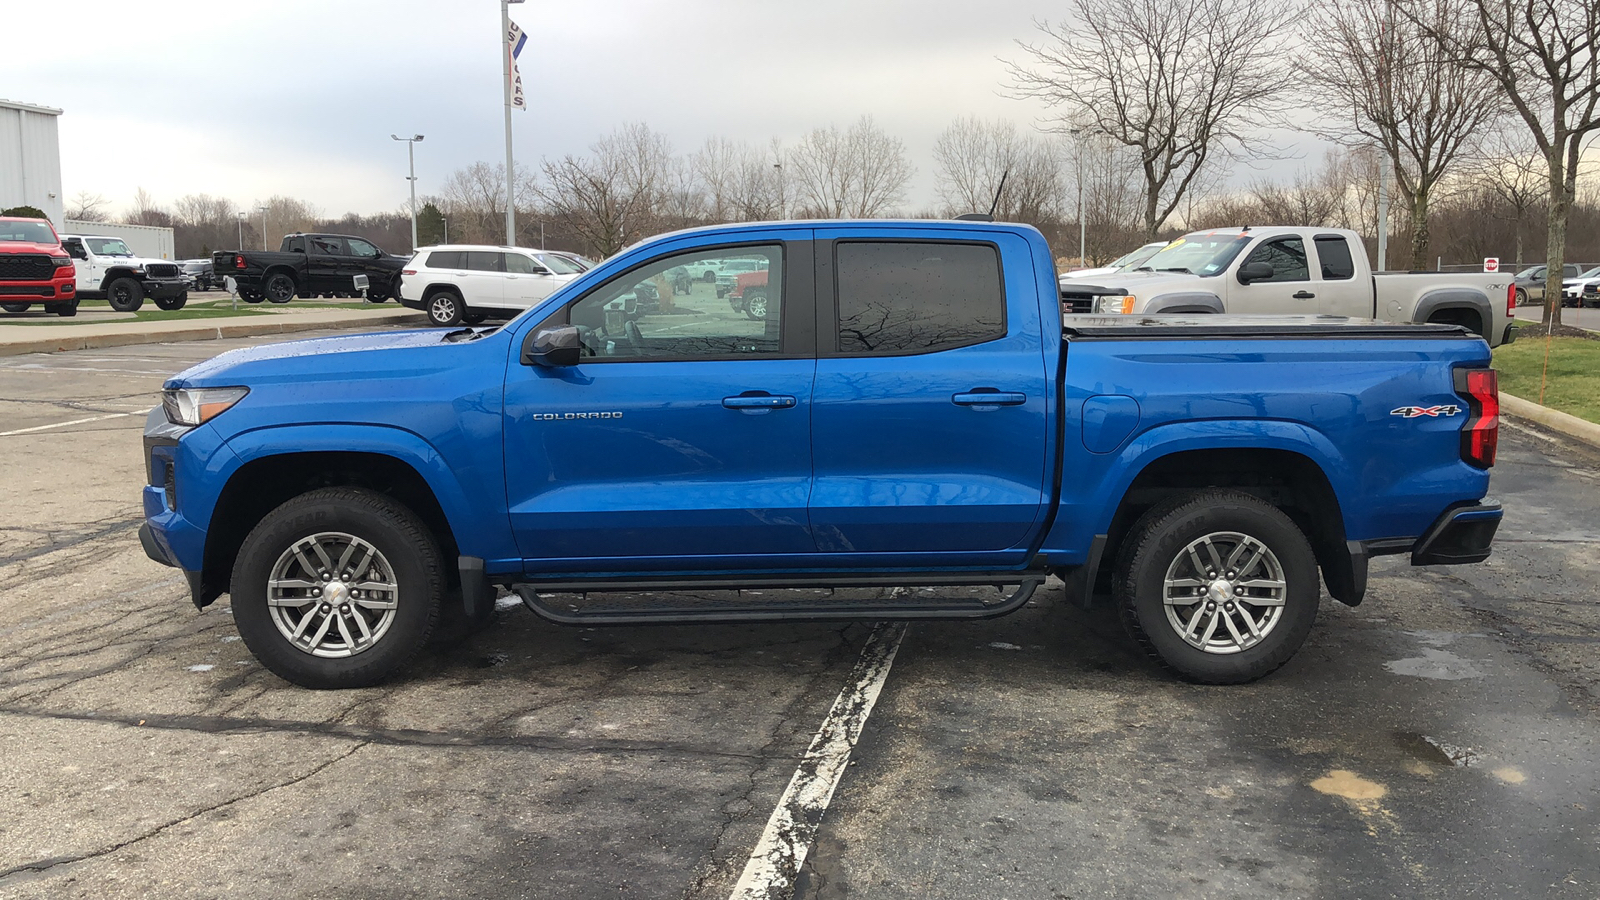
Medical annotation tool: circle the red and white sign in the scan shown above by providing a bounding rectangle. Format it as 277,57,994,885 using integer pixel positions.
1483,257,1500,272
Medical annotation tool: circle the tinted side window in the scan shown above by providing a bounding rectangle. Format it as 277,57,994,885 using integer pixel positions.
309,236,345,255
835,242,1005,355
1314,236,1356,280
283,236,306,253
347,238,379,257
426,250,463,269
504,252,537,274
1242,238,1309,282
467,251,505,272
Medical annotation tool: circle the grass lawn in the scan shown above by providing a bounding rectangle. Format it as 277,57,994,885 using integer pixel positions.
1494,323,1600,424
3,296,405,326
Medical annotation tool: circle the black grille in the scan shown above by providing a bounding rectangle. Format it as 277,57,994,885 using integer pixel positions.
146,263,180,278
0,285,52,296
0,255,54,280
1061,296,1096,314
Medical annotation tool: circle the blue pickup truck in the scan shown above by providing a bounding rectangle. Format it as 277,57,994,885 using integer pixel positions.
139,220,1503,689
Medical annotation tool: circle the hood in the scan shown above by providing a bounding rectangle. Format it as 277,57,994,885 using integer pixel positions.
165,327,502,389
0,240,67,255
1057,269,1212,295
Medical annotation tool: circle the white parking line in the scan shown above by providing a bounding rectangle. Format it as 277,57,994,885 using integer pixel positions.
728,621,907,899
0,411,139,437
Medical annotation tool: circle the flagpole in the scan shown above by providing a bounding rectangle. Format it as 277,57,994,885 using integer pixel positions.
500,0,519,246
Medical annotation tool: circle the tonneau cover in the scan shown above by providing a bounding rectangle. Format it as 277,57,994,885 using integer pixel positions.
1063,314,1473,340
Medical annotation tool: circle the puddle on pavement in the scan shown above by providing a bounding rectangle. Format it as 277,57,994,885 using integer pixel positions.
1395,731,1479,767
1385,648,1484,680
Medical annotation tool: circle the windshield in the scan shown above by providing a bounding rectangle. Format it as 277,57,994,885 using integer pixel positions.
0,221,58,244
85,238,134,257
533,253,584,275
1576,266,1600,279
1137,233,1252,277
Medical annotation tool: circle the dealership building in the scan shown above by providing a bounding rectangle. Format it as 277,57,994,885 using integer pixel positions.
0,98,64,225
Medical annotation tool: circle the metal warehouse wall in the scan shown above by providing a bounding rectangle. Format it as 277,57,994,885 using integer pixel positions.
0,99,65,226
62,220,176,260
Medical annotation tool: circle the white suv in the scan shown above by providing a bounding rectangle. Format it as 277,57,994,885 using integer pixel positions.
398,245,582,326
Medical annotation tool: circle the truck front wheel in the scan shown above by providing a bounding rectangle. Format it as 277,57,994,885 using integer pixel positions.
1,302,30,313
744,290,768,320
106,277,145,312
264,273,296,303
154,293,187,311
230,488,446,689
1114,489,1319,684
55,299,78,317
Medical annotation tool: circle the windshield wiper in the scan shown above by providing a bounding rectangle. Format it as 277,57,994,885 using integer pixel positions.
1134,265,1155,272
1156,267,1193,274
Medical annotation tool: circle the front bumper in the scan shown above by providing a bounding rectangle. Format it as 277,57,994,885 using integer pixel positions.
0,278,75,301
1411,500,1502,565
142,276,188,299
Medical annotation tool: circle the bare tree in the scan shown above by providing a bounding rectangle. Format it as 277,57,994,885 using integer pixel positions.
126,187,173,227
1008,0,1293,239
535,123,681,257
932,116,1066,223
1073,132,1147,263
65,190,110,222
251,196,320,250
171,193,241,257
1299,0,1505,269
1465,127,1551,272
788,116,913,218
1408,0,1600,326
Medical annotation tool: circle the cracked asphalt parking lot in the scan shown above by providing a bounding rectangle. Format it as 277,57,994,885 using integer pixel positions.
1,328,1598,899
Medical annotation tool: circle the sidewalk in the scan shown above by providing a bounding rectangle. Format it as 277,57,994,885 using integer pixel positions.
0,306,427,357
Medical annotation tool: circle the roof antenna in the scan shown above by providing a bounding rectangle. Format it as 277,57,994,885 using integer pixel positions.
953,169,1009,222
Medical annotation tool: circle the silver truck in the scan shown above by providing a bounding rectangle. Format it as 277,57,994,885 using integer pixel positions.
1059,227,1516,347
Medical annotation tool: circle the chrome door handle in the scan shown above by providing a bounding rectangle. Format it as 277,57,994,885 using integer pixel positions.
1293,291,1316,299
952,391,1027,407
723,394,797,409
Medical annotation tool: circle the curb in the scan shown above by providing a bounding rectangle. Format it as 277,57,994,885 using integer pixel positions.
0,310,428,358
1501,392,1600,450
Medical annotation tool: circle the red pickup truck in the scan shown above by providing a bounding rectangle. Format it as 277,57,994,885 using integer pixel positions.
0,217,78,317
727,269,771,320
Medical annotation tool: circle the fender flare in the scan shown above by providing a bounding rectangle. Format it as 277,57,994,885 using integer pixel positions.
1414,288,1492,338
1145,291,1224,314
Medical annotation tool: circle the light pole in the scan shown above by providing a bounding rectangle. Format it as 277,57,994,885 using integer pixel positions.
391,134,424,250
236,211,246,249
442,216,449,244
501,0,526,246
257,206,268,250
1069,129,1087,265
773,162,784,220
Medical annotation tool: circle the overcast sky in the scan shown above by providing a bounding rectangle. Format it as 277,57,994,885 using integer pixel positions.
8,0,1328,218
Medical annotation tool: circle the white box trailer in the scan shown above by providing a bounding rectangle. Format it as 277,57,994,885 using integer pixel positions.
63,219,176,260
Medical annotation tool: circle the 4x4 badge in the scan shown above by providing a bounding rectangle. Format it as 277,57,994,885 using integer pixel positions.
1390,405,1462,418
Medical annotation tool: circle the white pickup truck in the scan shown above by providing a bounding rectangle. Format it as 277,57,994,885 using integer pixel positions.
59,234,189,312
1059,226,1516,347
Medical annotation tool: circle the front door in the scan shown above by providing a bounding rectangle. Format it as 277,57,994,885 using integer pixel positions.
1228,235,1316,314
808,232,1051,562
502,251,563,311
504,239,817,568
342,237,384,295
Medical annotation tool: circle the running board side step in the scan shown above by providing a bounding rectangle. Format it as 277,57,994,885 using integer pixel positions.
511,571,1046,626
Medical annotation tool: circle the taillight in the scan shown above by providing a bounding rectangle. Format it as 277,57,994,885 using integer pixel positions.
402,269,416,275
1506,281,1516,317
234,254,245,268
1454,367,1498,469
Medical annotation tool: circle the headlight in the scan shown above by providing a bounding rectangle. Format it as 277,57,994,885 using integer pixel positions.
1096,295,1137,314
162,387,249,426
51,256,73,268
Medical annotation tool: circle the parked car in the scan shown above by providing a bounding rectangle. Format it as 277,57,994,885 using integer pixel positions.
60,234,188,312
140,219,1502,689
1512,263,1584,306
682,258,724,283
714,257,768,298
727,269,770,319
180,259,219,291
545,251,597,272
213,234,405,303
1558,265,1600,307
397,245,580,326
0,216,78,317
1060,241,1168,282
1059,226,1516,346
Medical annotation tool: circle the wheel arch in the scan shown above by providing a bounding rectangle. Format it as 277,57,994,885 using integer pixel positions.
98,267,141,290
262,265,299,289
200,444,468,608
1416,288,1491,340
1145,292,1224,314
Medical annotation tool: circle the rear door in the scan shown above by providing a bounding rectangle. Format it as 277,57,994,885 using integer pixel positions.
808,230,1051,562
503,237,817,566
463,250,507,309
1310,233,1369,316
304,235,346,293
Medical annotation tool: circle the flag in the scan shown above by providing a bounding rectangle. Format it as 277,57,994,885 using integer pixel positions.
507,20,527,111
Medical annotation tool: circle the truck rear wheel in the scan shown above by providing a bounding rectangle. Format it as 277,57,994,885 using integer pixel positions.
264,273,296,303
1,302,30,313
106,277,145,312
230,488,445,689
426,290,464,326
1114,489,1319,684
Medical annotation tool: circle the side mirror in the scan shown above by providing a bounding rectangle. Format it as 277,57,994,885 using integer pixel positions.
1238,261,1274,284
522,325,582,367
531,265,553,276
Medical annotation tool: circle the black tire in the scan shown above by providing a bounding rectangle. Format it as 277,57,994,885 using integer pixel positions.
744,290,769,320
1114,489,1319,684
1515,288,1529,306
230,487,445,689
702,270,716,283
1,302,30,313
367,291,390,303
426,290,464,326
239,289,265,304
55,299,78,317
106,277,145,312
154,292,187,311
264,272,296,303
463,311,489,325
